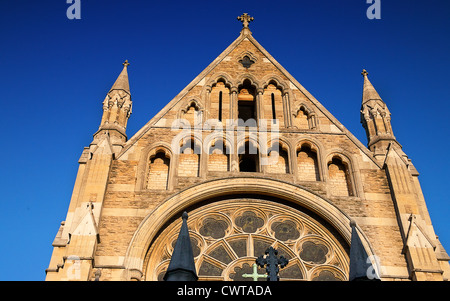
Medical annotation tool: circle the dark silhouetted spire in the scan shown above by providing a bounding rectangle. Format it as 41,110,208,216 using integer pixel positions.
163,212,198,281
349,220,380,281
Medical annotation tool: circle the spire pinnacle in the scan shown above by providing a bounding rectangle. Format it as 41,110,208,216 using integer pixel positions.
109,60,130,94
361,69,382,104
360,69,397,155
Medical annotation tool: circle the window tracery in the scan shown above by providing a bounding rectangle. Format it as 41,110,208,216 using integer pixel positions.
145,199,349,281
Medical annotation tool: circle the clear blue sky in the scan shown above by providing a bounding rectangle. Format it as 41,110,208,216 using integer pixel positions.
0,0,449,280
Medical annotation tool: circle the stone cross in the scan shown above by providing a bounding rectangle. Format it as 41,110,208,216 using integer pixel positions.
242,263,268,281
361,69,369,77
123,60,130,67
256,246,289,281
237,13,254,29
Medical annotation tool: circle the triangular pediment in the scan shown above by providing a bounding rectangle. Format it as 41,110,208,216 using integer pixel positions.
118,30,380,167
69,202,99,239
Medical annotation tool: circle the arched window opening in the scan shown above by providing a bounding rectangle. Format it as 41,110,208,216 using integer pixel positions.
178,138,200,177
183,102,201,126
208,139,229,172
238,80,256,123
263,82,283,126
328,156,353,196
211,80,230,123
294,107,309,129
147,151,170,190
266,142,289,174
238,141,259,172
297,143,320,181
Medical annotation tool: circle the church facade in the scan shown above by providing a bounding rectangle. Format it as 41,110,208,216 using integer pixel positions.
45,14,449,281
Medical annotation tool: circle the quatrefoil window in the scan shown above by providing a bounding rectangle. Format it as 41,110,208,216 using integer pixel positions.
235,211,264,233
271,220,300,241
239,55,255,68
199,217,229,239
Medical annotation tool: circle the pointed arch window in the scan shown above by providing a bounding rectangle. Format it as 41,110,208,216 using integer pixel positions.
181,101,202,126
147,151,171,190
208,139,230,172
178,138,201,177
296,143,320,181
211,80,230,123
238,141,259,172
327,156,353,196
263,82,283,126
294,106,317,130
237,80,257,123
266,142,289,174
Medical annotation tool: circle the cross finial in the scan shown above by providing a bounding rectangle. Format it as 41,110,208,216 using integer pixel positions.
256,247,289,281
361,69,369,77
242,263,268,281
123,60,130,67
237,13,254,29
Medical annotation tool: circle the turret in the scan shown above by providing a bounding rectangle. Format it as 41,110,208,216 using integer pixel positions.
360,69,399,160
94,60,132,152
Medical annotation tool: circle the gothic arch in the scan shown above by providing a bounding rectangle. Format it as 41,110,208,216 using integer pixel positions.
325,151,357,197
136,142,174,191
206,73,234,91
237,136,261,172
204,134,233,172
265,137,292,174
203,132,233,154
177,98,204,126
123,177,378,280
295,139,323,181
179,97,204,114
235,73,261,90
208,72,233,85
293,103,318,130
206,76,232,123
261,75,288,92
175,135,203,177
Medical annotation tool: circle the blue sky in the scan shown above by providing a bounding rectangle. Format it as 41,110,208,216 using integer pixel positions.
0,0,449,280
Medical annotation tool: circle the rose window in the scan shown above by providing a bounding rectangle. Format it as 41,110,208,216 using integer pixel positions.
145,199,349,281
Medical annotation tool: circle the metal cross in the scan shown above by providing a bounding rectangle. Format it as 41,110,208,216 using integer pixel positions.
242,263,268,281
256,246,289,281
237,13,254,29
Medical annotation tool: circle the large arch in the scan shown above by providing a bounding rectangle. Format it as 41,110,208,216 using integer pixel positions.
122,177,377,280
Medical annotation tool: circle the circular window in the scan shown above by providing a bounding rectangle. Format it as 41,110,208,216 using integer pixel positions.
145,199,349,281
